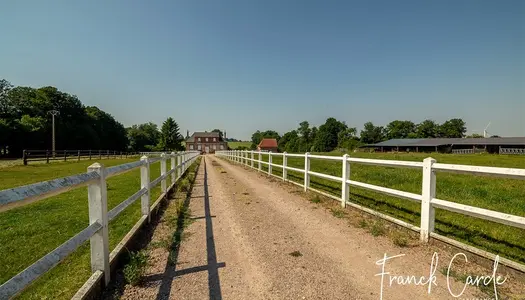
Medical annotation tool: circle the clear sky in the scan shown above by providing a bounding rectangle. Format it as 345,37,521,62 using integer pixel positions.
1,0,523,140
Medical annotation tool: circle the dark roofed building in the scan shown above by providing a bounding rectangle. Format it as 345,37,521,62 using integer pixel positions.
257,138,278,152
360,137,525,154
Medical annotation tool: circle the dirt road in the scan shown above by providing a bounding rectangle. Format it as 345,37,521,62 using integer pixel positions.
118,156,491,299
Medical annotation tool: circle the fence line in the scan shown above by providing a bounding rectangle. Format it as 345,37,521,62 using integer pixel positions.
499,147,525,155
216,150,525,272
0,151,200,299
22,149,140,165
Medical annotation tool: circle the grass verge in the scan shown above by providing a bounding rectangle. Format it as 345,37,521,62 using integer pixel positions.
242,152,525,265
0,157,190,299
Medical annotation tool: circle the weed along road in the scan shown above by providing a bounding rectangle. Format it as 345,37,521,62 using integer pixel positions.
111,155,525,300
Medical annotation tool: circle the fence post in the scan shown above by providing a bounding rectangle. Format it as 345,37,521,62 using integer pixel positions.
87,162,110,285
46,150,50,164
420,157,437,243
160,153,167,195
251,151,254,168
78,150,81,162
89,150,92,160
177,153,182,180
140,156,151,223
258,152,262,171
23,150,28,165
341,154,350,208
107,150,109,159
64,150,67,161
283,152,287,181
268,152,273,175
171,152,176,186
304,152,310,191
182,152,186,174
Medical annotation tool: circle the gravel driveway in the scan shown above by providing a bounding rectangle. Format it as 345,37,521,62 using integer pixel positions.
116,156,505,299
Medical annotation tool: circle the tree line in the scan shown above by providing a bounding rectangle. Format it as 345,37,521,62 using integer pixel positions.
0,79,185,157
248,117,471,152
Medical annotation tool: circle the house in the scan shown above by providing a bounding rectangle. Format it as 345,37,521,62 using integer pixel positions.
185,131,228,154
257,138,278,152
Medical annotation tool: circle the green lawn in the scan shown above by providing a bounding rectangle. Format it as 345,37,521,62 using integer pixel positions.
227,141,252,149
239,151,525,265
0,158,195,299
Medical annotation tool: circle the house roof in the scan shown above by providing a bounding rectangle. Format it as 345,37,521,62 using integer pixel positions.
362,137,525,148
185,131,221,142
258,138,278,148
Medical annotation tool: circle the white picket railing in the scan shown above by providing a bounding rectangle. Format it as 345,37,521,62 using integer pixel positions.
216,150,525,271
500,148,525,155
0,151,200,299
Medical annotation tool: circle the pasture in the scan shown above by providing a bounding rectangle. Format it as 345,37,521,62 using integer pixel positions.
227,141,252,149
248,151,525,265
0,158,164,299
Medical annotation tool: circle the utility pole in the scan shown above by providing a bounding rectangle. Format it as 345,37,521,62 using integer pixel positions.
48,110,60,157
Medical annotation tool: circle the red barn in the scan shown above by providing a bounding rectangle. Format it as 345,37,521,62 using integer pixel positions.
257,138,278,152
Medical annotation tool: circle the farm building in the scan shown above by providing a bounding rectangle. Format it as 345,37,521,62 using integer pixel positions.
257,138,278,152
185,131,228,154
360,137,525,154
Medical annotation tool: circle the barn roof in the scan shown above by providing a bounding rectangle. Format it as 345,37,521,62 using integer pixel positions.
185,131,220,142
258,138,278,148
362,137,525,147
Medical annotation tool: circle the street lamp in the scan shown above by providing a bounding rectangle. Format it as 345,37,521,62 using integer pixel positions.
48,110,60,157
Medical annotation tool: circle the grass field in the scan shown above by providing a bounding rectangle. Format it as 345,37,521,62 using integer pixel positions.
239,151,525,265
227,141,252,149
0,158,197,299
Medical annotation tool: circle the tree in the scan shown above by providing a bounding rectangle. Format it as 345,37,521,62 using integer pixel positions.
211,129,224,140
466,133,484,138
360,122,386,144
312,117,347,152
416,120,438,138
127,123,161,151
158,117,183,151
278,130,298,152
250,130,281,149
385,120,416,139
438,118,467,138
337,127,359,150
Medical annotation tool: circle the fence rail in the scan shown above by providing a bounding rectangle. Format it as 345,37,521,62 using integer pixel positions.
216,150,525,272
0,151,200,299
22,149,141,165
499,147,525,155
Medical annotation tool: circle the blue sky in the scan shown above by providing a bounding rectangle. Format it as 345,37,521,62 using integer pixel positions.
1,0,523,140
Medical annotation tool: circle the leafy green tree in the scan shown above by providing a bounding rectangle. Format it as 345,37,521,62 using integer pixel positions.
250,130,281,149
385,120,416,139
312,117,347,152
127,123,161,151
278,130,298,152
466,133,484,138
360,122,386,144
211,129,224,140
438,118,467,138
158,117,183,151
416,120,438,138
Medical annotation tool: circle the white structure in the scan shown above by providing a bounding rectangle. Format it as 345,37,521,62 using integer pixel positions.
216,150,525,273
0,151,200,299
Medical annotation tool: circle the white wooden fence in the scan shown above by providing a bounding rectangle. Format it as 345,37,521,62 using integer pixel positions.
216,150,525,272
500,148,525,155
0,151,200,299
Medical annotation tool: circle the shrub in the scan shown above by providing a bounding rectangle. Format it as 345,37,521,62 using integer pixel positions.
123,250,149,285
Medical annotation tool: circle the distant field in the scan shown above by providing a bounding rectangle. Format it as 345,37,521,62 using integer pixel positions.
228,141,252,149
239,151,525,265
0,158,168,299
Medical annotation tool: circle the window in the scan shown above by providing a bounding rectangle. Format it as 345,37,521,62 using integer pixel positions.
198,137,201,142
206,138,209,142
198,144,202,150
220,144,224,150
189,144,194,150
212,144,216,150
213,137,216,142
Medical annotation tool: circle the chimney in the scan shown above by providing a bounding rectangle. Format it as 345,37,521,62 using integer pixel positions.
224,130,227,140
